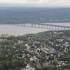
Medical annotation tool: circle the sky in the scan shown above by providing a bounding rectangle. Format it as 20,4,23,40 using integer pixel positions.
0,0,70,7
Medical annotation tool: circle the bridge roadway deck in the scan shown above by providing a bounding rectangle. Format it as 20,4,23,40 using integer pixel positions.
17,23,70,31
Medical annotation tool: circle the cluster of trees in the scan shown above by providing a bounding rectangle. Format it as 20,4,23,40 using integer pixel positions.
0,31,70,70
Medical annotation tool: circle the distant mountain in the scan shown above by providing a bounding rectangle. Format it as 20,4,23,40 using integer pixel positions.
0,7,70,24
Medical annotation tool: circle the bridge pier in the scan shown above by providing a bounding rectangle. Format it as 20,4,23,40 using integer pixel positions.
21,23,70,31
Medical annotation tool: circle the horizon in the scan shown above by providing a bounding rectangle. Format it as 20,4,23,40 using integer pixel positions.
0,4,70,8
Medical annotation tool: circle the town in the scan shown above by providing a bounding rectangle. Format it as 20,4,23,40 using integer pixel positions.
0,30,70,70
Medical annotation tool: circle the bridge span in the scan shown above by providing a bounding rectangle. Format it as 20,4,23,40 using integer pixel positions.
18,23,70,31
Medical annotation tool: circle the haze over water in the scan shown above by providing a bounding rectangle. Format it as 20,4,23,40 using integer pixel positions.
0,24,48,36
0,23,70,36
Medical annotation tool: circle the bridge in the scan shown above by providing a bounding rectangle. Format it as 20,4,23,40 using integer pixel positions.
18,23,70,31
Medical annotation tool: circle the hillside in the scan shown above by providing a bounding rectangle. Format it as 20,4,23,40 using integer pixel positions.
0,30,70,70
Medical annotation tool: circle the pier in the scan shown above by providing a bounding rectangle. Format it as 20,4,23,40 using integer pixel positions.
18,23,70,31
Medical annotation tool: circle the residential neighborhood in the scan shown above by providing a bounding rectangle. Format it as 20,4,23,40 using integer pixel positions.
0,31,70,70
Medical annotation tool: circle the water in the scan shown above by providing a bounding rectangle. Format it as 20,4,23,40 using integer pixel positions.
0,7,70,36
0,7,70,23
0,23,70,36
0,24,47,36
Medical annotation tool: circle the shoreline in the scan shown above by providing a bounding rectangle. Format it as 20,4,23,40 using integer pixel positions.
0,24,47,36
0,23,70,36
